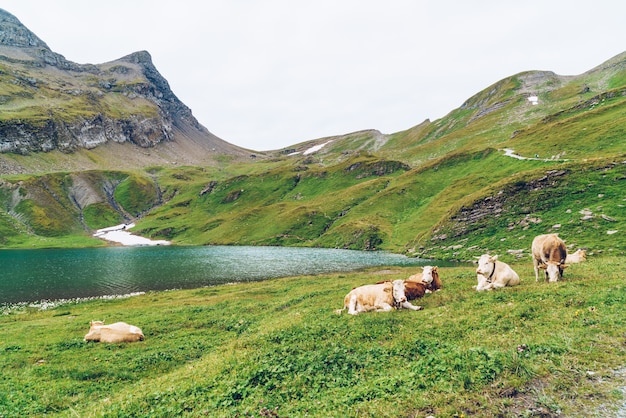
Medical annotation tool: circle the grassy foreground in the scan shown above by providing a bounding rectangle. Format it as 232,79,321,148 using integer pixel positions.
1,258,625,417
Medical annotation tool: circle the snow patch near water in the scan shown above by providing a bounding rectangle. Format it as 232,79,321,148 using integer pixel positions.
94,223,170,246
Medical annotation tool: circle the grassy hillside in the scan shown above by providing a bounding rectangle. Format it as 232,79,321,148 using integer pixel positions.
1,259,624,416
1,53,625,261
0,170,160,247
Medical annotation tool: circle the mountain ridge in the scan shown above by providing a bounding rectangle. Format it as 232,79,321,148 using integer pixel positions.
0,8,251,173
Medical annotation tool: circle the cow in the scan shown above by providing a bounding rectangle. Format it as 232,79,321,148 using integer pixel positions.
406,265,442,292
84,321,145,343
531,234,568,282
474,254,520,291
338,279,422,315
565,248,587,264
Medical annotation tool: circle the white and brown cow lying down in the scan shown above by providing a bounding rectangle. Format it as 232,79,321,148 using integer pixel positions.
532,233,568,282
406,265,442,292
338,279,423,315
474,254,520,291
84,321,145,343
565,248,587,264
337,266,441,315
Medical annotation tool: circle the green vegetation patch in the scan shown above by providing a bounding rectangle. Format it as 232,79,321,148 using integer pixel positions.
113,173,159,217
426,159,626,261
83,202,123,229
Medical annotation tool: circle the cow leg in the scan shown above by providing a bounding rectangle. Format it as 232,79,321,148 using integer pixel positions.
533,259,540,282
400,301,423,311
475,276,484,291
375,303,394,312
347,294,359,315
476,276,491,291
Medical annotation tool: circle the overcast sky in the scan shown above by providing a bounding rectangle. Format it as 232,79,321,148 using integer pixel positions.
5,1,626,151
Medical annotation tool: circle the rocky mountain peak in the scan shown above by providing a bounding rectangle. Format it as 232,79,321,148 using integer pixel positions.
0,8,49,49
0,8,249,170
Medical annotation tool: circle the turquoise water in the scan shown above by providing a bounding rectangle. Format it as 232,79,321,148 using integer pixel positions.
0,246,448,303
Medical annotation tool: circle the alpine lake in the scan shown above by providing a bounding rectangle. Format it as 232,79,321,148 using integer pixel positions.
0,245,457,304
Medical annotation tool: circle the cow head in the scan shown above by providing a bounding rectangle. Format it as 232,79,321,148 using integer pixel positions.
421,266,435,284
428,266,442,291
540,262,568,282
572,249,587,262
391,279,407,305
476,254,497,278
85,321,104,342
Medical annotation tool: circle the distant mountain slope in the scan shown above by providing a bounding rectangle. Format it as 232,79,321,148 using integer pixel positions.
0,9,251,174
282,51,626,166
0,8,623,258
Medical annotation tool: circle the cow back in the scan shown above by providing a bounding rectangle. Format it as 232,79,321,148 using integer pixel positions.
533,234,567,264
351,282,394,307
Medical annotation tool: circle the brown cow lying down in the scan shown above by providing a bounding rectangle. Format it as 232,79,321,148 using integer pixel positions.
565,249,587,264
338,279,423,315
532,233,568,282
84,321,145,343
474,254,520,291
406,265,442,292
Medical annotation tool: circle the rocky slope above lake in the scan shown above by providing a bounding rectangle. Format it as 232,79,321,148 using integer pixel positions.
0,9,251,173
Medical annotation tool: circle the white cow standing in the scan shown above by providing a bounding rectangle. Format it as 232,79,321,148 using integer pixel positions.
475,254,520,291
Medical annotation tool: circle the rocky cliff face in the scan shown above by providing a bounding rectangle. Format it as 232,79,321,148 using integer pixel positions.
0,8,247,165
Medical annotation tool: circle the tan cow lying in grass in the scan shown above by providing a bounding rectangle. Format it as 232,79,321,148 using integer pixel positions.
84,321,145,343
474,254,520,291
532,234,568,282
565,249,587,264
338,279,423,315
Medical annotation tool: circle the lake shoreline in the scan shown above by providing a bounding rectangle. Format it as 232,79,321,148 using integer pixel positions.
0,291,147,315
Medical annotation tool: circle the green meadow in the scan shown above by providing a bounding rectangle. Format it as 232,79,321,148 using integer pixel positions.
1,258,624,417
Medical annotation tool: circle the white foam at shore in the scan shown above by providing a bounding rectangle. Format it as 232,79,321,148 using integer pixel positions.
1,292,146,315
93,223,170,246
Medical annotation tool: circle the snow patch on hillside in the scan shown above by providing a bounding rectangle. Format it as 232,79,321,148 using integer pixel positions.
303,140,333,155
94,223,170,246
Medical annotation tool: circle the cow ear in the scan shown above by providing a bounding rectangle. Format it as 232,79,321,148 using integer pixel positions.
491,255,499,261
539,265,547,269
562,264,569,269
433,266,438,271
